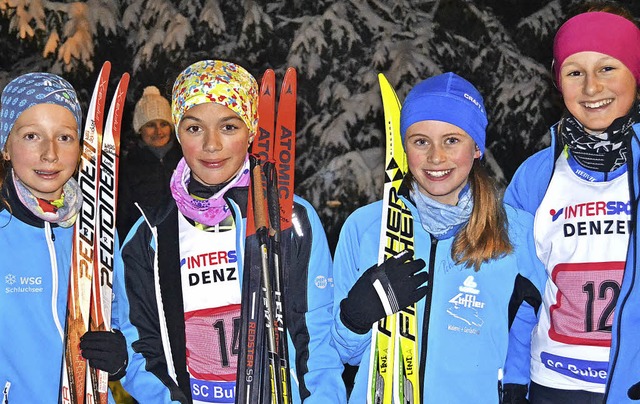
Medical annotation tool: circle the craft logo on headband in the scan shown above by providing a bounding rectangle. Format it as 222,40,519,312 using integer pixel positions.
463,93,483,112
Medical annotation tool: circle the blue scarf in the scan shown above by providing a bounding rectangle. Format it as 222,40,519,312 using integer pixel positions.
410,182,473,240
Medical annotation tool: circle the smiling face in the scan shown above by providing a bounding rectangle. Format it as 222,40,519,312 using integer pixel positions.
4,104,80,200
177,102,253,186
405,120,480,206
140,119,172,148
560,51,638,133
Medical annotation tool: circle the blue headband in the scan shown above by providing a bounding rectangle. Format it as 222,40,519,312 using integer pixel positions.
400,72,488,156
0,72,83,150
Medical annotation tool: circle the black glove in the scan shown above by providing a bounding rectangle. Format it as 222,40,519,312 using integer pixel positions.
501,383,529,404
80,329,128,381
629,380,640,400
340,250,428,334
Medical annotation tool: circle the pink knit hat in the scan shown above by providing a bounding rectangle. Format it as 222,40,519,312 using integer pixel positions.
553,12,640,89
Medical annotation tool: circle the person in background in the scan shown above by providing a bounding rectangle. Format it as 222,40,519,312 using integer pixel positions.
503,2,640,403
116,60,346,403
117,85,182,240
0,72,127,403
331,72,545,403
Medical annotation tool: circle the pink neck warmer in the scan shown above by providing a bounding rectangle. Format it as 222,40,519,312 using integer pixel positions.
170,155,251,226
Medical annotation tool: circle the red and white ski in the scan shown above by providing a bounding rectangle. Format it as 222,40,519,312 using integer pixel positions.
61,61,111,404
61,62,130,404
86,72,130,404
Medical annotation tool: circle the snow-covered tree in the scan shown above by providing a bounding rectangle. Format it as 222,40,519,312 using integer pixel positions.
2,0,639,248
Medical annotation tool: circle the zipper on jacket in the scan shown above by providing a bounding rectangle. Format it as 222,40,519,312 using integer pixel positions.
418,235,438,399
3,381,10,404
498,368,503,404
45,222,64,339
603,141,638,401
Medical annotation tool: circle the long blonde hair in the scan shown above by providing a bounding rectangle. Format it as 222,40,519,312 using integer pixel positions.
452,160,512,270
408,159,512,271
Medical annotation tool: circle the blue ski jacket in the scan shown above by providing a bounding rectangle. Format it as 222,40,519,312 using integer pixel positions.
504,121,640,403
0,176,126,404
331,191,546,403
117,186,346,403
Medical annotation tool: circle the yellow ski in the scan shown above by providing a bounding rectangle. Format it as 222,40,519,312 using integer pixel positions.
367,74,419,404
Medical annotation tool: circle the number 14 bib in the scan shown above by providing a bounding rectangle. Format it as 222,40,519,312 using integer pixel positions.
178,213,242,403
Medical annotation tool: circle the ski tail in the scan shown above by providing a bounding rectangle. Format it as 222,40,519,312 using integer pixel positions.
367,73,419,404
61,61,111,404
86,72,130,404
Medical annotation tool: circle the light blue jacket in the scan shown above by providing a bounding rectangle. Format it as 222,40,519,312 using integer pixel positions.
504,121,640,403
332,194,546,403
0,179,126,404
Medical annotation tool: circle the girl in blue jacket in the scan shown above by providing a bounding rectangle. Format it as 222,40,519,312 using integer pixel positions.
332,72,546,403
117,60,345,403
504,3,640,403
0,73,127,403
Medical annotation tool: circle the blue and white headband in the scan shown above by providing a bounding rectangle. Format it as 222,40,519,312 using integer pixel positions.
0,72,83,150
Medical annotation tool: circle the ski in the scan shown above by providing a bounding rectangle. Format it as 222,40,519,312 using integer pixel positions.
86,72,130,404
367,73,419,404
253,160,283,404
236,69,276,404
265,67,297,404
255,67,297,404
61,61,111,404
237,68,297,404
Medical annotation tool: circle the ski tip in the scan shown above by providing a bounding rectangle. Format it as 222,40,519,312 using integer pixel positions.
260,69,275,96
100,60,112,73
262,69,275,78
282,67,297,95
285,67,297,76
119,72,131,87
378,73,391,87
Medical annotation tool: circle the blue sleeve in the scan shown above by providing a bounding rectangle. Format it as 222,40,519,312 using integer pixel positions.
504,148,553,215
292,197,346,403
114,222,182,403
504,302,538,385
503,208,547,386
331,205,379,366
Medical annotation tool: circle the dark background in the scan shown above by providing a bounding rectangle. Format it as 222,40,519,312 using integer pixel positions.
1,0,639,249
3,0,639,400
